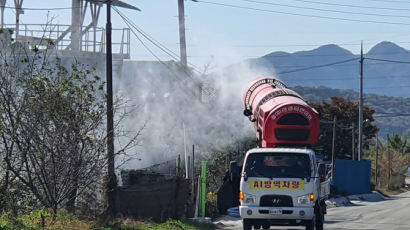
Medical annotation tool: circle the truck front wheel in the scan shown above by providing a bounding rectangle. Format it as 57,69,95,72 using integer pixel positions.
305,219,315,230
243,219,252,230
262,224,270,229
315,212,324,230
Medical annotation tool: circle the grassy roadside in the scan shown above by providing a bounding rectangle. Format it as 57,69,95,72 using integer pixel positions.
101,219,216,230
377,186,410,197
0,213,216,230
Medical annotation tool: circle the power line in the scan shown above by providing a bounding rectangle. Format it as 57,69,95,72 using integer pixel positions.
3,6,76,11
374,113,410,117
114,6,203,93
365,57,410,64
367,0,410,4
116,10,179,71
363,85,410,89
166,41,410,48
114,8,180,60
277,58,359,74
193,0,410,26
285,74,410,81
284,0,410,11
113,7,201,74
238,0,410,19
113,7,202,74
231,43,361,47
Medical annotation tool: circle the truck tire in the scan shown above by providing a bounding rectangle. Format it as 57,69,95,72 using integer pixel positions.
262,224,270,229
315,212,324,230
305,219,315,230
243,219,252,230
253,224,261,229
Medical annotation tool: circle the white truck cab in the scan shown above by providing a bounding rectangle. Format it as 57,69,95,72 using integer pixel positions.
239,148,329,230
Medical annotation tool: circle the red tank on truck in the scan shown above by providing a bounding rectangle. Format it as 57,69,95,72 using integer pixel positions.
239,77,330,230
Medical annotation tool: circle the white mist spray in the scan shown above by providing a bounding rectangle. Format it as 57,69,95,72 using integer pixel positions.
114,47,277,171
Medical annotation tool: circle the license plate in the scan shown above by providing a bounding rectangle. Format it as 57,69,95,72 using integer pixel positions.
269,209,282,215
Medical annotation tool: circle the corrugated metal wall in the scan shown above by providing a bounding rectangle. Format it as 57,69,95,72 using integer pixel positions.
332,159,372,195
116,177,190,220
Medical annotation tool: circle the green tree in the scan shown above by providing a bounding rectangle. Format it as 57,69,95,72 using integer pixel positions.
403,129,410,140
311,97,379,160
388,134,410,153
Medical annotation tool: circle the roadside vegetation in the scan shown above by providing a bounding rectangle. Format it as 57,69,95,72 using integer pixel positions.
0,35,141,228
366,134,410,191
0,213,215,230
1,31,409,229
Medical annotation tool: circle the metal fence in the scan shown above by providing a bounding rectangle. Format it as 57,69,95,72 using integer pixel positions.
3,23,130,57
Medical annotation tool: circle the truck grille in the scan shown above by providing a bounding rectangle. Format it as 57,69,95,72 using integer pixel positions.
260,195,293,207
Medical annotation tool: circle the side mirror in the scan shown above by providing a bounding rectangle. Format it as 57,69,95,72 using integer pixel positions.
230,161,240,182
242,172,248,181
318,163,326,182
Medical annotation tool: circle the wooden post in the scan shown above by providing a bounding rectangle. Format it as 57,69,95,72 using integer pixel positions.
375,133,379,187
331,116,337,179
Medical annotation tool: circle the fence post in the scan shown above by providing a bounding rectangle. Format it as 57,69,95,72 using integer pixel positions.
200,161,207,217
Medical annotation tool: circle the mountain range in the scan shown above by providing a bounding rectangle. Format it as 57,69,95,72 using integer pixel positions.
242,41,410,98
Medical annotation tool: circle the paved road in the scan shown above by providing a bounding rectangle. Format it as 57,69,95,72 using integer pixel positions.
215,191,410,230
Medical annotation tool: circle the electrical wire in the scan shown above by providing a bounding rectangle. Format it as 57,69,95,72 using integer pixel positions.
238,0,410,19
367,0,410,4
277,58,359,75
116,10,183,77
231,43,361,47
374,113,410,117
2,6,77,11
365,57,410,64
114,5,204,95
113,7,202,74
285,75,410,82
193,0,410,26
283,0,410,11
114,8,180,61
363,85,410,89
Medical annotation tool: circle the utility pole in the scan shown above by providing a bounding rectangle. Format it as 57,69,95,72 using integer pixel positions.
177,0,188,67
105,0,116,217
77,0,139,218
71,0,81,51
14,0,24,42
388,140,391,181
192,144,195,203
358,41,364,161
352,122,355,160
0,0,6,29
375,132,379,187
331,116,337,179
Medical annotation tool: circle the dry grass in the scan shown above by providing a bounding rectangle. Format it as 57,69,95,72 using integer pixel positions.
377,186,410,197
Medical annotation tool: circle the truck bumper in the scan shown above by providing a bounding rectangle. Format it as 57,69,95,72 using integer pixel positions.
239,205,314,220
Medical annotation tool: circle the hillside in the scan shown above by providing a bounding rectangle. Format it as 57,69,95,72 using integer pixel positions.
242,41,410,98
291,86,410,137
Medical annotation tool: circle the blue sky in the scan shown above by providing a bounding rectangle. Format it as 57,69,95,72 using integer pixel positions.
4,0,410,70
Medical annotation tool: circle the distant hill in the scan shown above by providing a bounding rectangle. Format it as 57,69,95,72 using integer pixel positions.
291,85,410,137
241,41,410,98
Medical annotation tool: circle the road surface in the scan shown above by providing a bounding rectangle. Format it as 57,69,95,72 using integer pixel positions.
215,191,410,230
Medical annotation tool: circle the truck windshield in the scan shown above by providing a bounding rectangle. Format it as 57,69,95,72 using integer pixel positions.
244,152,311,179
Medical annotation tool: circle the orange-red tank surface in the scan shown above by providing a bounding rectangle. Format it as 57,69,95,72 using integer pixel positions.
243,77,320,148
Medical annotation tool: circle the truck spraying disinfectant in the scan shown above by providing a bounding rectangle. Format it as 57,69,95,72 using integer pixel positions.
239,77,330,230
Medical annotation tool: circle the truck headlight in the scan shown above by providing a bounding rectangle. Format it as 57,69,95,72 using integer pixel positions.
240,192,256,204
297,193,315,205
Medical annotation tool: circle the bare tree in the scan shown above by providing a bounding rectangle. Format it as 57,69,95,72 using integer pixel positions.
0,35,142,216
